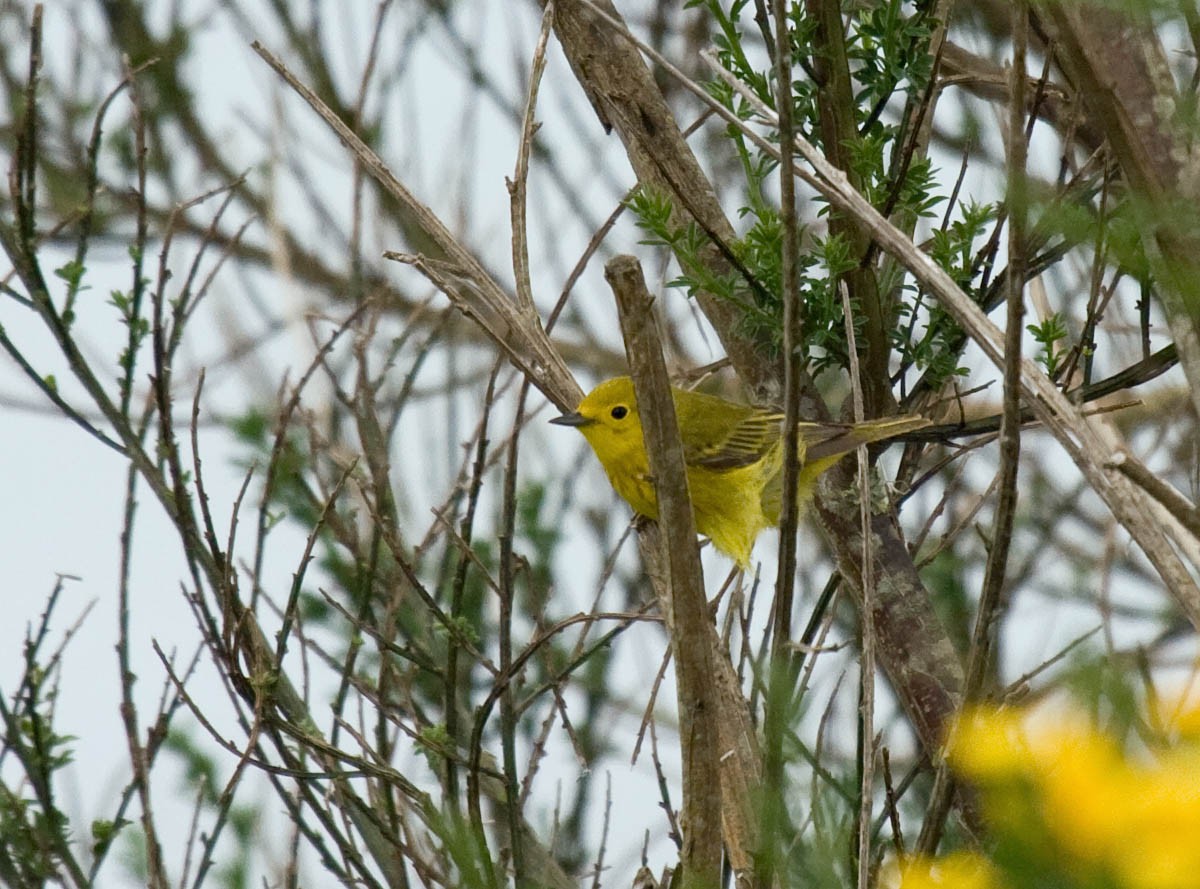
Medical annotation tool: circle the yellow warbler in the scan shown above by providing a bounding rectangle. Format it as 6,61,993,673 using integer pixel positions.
551,376,929,567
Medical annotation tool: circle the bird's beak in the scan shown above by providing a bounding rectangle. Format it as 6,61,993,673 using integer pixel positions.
550,411,593,427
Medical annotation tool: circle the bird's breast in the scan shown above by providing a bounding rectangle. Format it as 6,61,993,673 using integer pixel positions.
597,449,658,519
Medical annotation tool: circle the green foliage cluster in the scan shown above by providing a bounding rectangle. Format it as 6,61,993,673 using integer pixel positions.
634,0,996,388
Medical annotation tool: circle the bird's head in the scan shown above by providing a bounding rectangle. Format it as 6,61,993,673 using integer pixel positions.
549,376,642,457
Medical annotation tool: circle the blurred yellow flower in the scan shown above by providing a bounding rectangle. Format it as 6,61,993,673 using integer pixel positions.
1109,750,1200,889
1031,722,1129,865
946,706,1035,780
898,852,1002,889
938,703,1200,889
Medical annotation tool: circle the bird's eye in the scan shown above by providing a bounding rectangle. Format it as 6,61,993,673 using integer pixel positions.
610,405,628,420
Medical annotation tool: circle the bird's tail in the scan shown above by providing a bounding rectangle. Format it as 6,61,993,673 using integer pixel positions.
761,415,930,523
802,415,931,464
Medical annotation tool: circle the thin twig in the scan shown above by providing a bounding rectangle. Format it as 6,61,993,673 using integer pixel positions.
764,0,803,877
841,280,876,889
607,255,723,886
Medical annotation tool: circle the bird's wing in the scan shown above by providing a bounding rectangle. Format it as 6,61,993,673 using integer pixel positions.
686,409,785,470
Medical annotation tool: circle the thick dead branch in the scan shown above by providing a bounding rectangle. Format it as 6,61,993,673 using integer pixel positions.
607,254,723,889
550,0,780,396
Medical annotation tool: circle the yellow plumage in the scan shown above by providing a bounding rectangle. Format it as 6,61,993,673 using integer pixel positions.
551,376,929,567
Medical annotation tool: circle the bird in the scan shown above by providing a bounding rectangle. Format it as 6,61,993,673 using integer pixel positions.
551,376,929,567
